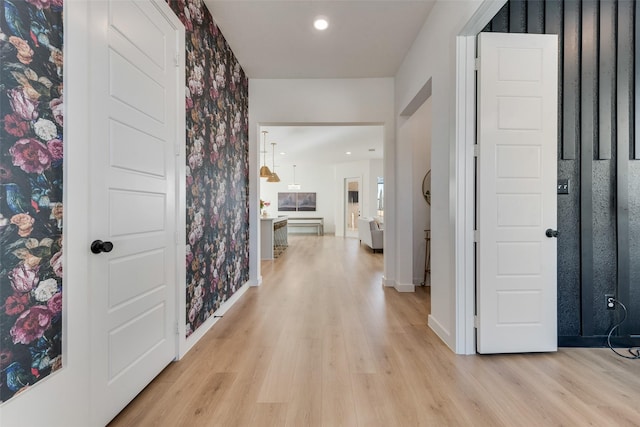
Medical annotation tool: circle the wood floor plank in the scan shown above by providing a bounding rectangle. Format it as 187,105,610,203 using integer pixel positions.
320,329,358,427
247,403,288,427
109,235,640,427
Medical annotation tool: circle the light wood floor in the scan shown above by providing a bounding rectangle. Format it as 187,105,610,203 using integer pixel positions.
110,235,640,427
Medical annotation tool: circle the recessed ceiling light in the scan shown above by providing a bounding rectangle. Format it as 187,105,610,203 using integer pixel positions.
345,151,352,155
280,152,286,155
314,17,329,31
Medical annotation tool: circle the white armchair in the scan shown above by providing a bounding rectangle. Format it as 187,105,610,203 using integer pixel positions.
358,217,383,252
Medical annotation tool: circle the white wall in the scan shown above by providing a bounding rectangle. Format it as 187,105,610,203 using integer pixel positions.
394,0,485,350
249,79,396,286
404,98,432,285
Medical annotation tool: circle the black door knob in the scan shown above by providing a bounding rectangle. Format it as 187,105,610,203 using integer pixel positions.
91,240,114,254
545,229,559,238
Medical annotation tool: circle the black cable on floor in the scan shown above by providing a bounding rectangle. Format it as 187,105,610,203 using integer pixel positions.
607,298,640,360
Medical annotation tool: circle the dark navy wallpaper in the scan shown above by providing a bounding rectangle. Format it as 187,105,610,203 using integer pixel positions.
0,0,64,403
167,0,250,337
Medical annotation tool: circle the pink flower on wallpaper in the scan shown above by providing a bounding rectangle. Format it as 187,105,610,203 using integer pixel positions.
187,305,197,323
3,114,30,137
26,0,51,9
8,88,39,121
8,36,34,65
47,292,63,314
10,213,35,238
9,263,39,293
50,250,63,277
10,306,53,345
47,139,63,161
5,293,31,316
9,138,52,174
49,97,64,126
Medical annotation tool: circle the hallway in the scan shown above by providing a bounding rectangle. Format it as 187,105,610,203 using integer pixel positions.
110,236,640,426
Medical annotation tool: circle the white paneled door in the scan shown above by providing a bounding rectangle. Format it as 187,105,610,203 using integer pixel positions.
88,0,184,424
476,33,558,354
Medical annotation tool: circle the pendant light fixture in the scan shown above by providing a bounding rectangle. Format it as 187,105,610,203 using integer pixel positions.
288,164,301,190
260,131,272,178
267,142,280,182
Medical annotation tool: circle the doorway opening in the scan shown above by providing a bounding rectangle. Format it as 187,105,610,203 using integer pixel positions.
345,177,361,238
257,124,384,243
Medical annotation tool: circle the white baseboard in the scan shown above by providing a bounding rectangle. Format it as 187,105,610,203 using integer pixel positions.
395,283,415,293
382,276,395,287
428,314,455,352
179,280,250,358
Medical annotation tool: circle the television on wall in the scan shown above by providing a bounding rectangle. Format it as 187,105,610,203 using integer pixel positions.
278,192,316,212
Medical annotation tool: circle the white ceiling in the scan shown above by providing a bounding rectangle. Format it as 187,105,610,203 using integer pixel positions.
203,0,436,79
260,125,383,168
203,2,431,168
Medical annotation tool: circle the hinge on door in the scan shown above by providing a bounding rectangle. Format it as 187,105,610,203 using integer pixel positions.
174,53,180,68
175,144,180,157
473,144,479,157
473,230,479,242
474,57,480,70
175,321,179,335
474,315,479,328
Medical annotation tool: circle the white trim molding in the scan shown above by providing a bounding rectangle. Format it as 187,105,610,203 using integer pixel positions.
453,0,507,355
395,283,416,293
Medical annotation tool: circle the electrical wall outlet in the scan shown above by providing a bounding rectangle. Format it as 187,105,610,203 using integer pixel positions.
605,294,615,310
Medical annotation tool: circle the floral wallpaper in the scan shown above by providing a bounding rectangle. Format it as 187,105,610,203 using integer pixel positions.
0,0,64,403
167,0,250,337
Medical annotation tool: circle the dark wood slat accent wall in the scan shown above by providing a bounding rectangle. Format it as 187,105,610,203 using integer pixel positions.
563,0,581,160
528,0,545,33
485,0,638,345
493,3,510,32
636,0,640,160
598,0,615,160
510,0,528,32
617,0,632,336
631,0,640,336
580,0,597,336
545,0,564,157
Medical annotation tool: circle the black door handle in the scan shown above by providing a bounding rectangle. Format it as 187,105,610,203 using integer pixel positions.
91,240,114,254
545,229,559,238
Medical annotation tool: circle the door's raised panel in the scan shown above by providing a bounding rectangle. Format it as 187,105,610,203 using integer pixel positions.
109,49,165,122
498,47,543,81
497,242,541,275
497,291,542,324
496,194,541,227
496,146,541,178
108,304,166,380
110,119,166,177
109,0,166,70
108,249,166,309
109,190,165,236
497,96,543,130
